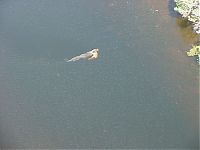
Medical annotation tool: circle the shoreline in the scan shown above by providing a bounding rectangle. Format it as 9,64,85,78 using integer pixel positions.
174,0,200,34
174,0,200,64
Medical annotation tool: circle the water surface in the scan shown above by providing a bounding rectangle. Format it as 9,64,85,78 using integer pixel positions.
0,0,199,149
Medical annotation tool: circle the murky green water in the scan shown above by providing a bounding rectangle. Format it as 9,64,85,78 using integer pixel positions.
0,0,199,149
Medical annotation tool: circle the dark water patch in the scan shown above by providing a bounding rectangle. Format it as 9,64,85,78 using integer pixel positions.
168,0,181,17
176,18,199,44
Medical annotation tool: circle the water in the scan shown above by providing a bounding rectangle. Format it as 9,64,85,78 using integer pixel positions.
0,0,199,149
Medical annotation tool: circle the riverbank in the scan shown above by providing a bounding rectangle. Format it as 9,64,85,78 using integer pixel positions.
174,0,200,64
174,0,200,34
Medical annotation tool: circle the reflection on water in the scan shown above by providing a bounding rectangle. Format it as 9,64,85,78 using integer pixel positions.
176,18,199,44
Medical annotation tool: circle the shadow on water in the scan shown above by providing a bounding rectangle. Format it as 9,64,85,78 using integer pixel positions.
168,0,199,44
168,0,180,17
176,18,199,44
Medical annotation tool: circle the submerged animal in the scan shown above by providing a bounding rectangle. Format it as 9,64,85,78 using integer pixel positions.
65,48,99,62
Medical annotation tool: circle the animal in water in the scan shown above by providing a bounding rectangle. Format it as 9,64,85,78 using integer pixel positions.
65,48,99,62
